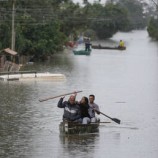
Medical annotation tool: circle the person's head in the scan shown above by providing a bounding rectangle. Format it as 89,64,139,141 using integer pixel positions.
80,96,88,105
69,95,76,105
89,94,95,104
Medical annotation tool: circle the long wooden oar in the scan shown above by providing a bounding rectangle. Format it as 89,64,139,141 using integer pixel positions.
94,109,121,124
39,90,82,102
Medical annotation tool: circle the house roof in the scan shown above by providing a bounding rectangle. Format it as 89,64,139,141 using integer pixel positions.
4,48,18,56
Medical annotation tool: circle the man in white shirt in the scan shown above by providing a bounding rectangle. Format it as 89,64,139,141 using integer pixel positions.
88,94,100,122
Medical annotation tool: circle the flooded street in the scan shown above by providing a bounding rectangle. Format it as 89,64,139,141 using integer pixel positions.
0,30,158,158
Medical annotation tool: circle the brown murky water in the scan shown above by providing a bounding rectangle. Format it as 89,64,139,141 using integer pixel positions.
0,30,158,158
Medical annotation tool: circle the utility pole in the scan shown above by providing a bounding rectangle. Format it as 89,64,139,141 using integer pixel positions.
11,0,16,50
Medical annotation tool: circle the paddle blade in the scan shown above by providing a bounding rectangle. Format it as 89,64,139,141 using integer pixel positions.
112,118,121,124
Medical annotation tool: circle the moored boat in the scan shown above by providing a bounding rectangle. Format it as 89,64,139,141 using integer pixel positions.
59,121,100,135
73,49,91,55
91,45,126,50
0,71,66,81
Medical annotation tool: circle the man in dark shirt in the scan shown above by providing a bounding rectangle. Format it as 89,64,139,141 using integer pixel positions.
57,93,81,122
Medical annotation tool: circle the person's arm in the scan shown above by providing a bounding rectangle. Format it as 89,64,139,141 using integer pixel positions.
94,104,100,115
70,114,81,121
96,110,100,115
73,91,77,99
57,97,66,108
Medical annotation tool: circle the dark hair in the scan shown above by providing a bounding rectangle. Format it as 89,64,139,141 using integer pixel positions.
83,96,89,105
89,94,95,99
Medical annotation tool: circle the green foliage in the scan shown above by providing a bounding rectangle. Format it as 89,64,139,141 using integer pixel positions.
117,0,147,29
147,17,158,40
90,3,130,39
16,20,66,57
0,0,150,57
59,1,82,36
0,23,11,49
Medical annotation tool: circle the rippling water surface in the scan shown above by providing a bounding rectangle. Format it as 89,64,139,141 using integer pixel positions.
0,30,158,158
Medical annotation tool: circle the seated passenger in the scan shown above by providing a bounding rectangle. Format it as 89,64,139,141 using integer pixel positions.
118,40,125,48
57,92,81,122
79,96,91,124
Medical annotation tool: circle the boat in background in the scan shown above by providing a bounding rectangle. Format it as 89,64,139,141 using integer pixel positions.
0,71,66,81
73,49,91,55
59,121,100,135
92,44,126,50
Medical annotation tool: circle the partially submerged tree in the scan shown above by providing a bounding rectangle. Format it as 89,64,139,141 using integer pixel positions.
147,0,158,40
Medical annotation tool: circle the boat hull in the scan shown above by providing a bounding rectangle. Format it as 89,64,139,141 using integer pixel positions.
92,45,126,50
73,49,91,55
59,121,99,135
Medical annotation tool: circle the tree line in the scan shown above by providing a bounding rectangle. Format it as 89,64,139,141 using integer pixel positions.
0,0,156,60
147,0,158,40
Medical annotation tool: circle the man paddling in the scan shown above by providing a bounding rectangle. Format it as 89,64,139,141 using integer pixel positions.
88,94,100,122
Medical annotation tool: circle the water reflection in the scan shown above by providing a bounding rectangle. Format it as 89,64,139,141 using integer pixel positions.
59,133,99,158
21,53,74,76
0,82,41,158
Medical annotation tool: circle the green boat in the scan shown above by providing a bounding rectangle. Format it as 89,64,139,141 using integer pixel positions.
59,121,100,135
73,49,91,55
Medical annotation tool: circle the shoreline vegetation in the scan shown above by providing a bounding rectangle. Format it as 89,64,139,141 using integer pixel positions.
0,0,157,62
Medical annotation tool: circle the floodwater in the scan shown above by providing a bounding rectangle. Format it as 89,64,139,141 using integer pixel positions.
0,30,158,158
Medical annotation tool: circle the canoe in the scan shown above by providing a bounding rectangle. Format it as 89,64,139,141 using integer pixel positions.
91,45,126,50
73,49,91,55
59,121,100,135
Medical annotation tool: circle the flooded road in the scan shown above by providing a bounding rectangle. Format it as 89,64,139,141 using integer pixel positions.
0,30,158,158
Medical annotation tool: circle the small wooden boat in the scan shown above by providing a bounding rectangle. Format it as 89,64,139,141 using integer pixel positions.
91,45,126,50
73,49,91,55
59,121,100,135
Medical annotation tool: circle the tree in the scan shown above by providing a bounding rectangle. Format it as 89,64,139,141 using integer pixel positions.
147,0,158,40
0,0,67,58
117,0,147,29
147,17,158,40
90,3,130,39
